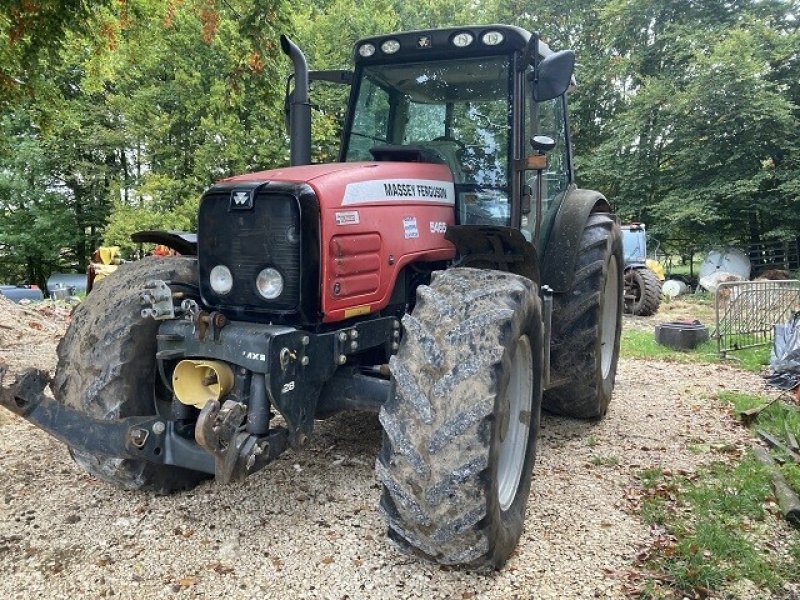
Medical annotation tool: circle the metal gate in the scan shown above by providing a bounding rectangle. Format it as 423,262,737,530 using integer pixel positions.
714,280,800,357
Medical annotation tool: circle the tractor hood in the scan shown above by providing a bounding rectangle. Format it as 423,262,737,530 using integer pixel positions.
214,160,457,324
220,161,455,209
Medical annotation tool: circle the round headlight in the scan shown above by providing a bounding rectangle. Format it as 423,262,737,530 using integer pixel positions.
209,265,233,295
481,30,505,46
452,32,474,48
381,39,400,54
256,268,283,300
358,43,376,58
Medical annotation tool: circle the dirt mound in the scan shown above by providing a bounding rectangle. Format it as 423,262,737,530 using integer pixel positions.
0,297,71,375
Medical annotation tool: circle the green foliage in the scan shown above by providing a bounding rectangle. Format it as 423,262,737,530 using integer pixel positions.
579,2,800,257
0,0,292,283
0,0,112,106
619,329,770,372
717,390,800,500
637,458,796,595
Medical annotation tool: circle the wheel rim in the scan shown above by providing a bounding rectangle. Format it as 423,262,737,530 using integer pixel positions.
497,334,533,512
601,256,619,379
624,270,642,306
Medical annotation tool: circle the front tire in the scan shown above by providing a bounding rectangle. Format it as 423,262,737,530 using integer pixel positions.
377,268,543,568
52,256,208,494
543,213,623,419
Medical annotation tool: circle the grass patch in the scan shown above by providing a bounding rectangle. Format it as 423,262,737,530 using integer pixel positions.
718,390,800,511
620,329,770,372
718,391,800,443
590,455,620,467
637,458,797,595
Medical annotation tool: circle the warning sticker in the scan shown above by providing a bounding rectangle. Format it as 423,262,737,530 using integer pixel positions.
335,210,360,226
403,216,419,239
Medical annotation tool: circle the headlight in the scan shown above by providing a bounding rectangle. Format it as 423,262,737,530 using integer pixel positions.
481,30,505,46
209,265,233,295
358,43,376,58
452,32,474,48
381,39,400,54
256,268,283,300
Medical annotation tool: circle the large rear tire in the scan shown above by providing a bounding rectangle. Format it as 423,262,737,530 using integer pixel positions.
377,268,543,568
543,213,623,419
52,256,209,494
624,266,662,316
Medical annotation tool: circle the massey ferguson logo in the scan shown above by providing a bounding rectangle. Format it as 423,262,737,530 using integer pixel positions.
230,189,254,210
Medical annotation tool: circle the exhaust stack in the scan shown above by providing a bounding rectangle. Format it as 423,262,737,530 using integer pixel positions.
280,34,311,166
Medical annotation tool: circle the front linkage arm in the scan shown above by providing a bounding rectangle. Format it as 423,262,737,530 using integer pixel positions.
0,366,286,483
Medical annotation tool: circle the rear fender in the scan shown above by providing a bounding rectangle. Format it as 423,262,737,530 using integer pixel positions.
541,189,613,293
445,225,539,283
624,262,647,271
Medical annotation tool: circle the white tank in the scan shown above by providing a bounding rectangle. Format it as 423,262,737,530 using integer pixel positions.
662,279,688,298
699,247,751,281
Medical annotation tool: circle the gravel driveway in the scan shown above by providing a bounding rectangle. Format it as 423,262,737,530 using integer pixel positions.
0,311,766,599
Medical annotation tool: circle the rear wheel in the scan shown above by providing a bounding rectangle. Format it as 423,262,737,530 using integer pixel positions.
543,213,623,419
52,256,208,494
377,268,543,568
624,266,662,316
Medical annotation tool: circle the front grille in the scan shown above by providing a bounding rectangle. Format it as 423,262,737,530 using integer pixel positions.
199,191,301,313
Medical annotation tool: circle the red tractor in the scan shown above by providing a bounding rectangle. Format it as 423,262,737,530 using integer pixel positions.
1,25,623,568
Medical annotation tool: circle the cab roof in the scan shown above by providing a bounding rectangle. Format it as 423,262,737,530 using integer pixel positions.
353,24,557,64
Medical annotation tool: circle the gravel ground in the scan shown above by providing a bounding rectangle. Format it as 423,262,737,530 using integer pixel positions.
0,306,773,599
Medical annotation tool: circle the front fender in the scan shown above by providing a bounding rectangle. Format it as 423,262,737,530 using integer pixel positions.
131,230,197,256
541,189,613,293
445,225,539,283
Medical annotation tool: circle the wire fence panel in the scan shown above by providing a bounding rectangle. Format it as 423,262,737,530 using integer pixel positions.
714,280,800,357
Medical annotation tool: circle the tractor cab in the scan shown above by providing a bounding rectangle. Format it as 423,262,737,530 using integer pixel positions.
621,223,648,266
293,25,576,249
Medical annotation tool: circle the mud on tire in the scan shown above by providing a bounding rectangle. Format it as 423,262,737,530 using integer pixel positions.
52,256,208,494
543,213,623,419
377,268,543,568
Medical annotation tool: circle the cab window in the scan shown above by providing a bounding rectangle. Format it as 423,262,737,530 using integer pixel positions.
343,56,512,227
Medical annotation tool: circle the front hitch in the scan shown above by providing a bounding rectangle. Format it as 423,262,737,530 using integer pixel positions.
194,399,288,484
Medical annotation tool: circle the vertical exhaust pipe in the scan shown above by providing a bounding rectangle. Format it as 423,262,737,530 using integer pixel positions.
280,34,311,166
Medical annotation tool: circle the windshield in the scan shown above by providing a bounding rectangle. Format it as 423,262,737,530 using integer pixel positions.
622,229,647,263
343,56,512,226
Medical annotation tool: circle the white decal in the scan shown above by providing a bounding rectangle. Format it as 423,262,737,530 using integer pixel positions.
243,351,266,362
403,216,419,239
281,381,295,394
430,221,447,234
335,210,360,226
342,179,455,206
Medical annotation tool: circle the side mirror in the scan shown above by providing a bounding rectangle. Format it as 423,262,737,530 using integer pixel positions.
533,50,575,102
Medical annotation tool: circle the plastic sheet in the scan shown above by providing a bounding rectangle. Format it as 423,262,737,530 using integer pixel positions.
768,312,800,390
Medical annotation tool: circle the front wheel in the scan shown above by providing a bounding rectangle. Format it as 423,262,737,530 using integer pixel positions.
377,268,543,568
51,256,209,494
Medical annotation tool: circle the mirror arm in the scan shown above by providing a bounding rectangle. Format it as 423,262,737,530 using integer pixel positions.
309,70,353,85
530,33,540,77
